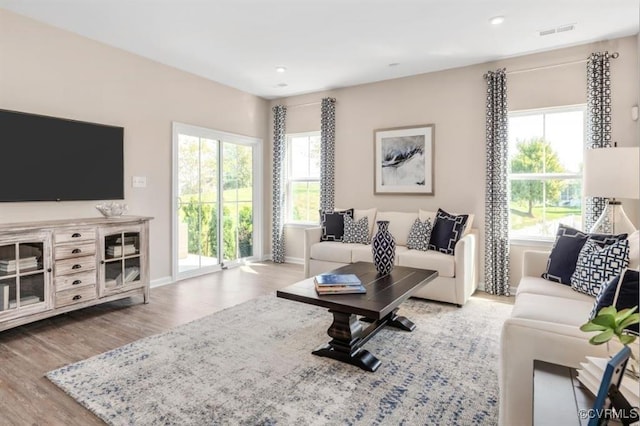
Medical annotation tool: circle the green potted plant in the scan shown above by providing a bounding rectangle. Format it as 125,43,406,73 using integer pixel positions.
580,305,640,378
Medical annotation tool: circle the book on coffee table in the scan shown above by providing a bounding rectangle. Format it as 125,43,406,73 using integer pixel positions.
315,283,366,295
314,273,362,286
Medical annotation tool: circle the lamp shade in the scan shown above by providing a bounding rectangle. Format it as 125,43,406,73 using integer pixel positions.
584,147,640,199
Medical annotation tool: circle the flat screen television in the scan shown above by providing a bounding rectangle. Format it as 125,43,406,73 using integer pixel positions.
0,109,124,202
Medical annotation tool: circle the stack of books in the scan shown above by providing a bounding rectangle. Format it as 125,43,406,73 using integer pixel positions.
107,244,137,257
577,356,640,407
314,273,366,295
0,256,38,273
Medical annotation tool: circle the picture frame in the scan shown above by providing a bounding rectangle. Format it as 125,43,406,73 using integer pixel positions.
374,124,434,195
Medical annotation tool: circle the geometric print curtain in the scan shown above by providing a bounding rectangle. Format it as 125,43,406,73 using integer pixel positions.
271,105,287,263
584,52,613,233
320,97,336,212
484,69,510,296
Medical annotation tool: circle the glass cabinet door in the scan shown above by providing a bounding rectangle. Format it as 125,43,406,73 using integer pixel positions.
0,237,49,317
102,229,142,295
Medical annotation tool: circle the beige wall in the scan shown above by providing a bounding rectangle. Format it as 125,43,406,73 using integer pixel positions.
0,10,269,281
271,36,640,288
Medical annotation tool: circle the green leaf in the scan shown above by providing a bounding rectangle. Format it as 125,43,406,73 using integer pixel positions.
618,314,640,330
599,306,617,317
619,334,637,345
591,314,616,329
615,306,638,323
589,329,614,345
580,322,608,332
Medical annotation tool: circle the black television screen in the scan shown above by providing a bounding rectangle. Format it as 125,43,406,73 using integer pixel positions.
0,109,124,202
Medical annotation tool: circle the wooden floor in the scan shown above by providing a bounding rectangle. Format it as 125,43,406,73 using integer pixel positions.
0,262,512,425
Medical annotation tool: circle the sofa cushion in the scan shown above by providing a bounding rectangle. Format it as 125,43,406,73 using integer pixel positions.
310,241,355,263
516,276,596,301
590,268,640,333
398,249,455,278
406,218,432,251
420,209,474,235
428,209,468,255
343,215,370,244
570,239,629,296
352,245,408,265
320,209,353,242
511,293,594,327
374,211,418,246
542,224,628,285
628,230,639,270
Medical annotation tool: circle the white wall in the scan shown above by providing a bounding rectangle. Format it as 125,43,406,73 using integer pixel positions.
270,36,640,287
0,10,269,281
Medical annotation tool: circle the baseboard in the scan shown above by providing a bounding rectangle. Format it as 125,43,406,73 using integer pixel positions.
477,280,485,292
150,276,174,288
284,256,304,265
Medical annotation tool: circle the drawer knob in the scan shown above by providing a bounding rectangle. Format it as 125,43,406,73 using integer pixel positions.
72,295,82,301
47,268,52,273
72,248,82,254
72,280,82,285
72,264,82,270
71,233,82,238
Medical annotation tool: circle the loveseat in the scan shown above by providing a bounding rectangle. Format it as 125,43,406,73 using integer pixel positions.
303,208,479,306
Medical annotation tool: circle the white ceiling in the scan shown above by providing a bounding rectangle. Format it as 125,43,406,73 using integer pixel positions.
1,0,638,99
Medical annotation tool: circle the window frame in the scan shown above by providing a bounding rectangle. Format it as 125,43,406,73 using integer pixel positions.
285,131,321,225
507,104,587,243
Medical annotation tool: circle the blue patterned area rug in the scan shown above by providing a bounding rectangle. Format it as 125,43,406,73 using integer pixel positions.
47,294,512,425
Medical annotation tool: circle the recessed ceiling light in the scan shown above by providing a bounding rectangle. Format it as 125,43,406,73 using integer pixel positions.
489,16,505,25
277,83,288,87
275,66,287,73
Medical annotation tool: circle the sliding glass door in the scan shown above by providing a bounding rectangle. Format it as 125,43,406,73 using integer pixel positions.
173,123,261,280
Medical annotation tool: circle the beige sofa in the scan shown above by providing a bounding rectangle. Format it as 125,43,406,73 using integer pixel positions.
498,250,610,426
303,209,478,306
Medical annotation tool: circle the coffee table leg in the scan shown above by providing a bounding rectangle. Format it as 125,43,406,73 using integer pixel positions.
387,309,416,332
362,308,416,332
312,310,382,372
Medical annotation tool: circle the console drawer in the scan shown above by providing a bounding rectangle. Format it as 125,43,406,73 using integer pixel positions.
55,256,96,276
55,270,97,292
55,227,96,244
55,285,96,308
54,241,96,260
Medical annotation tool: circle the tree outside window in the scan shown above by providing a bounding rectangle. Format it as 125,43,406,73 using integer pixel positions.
508,107,585,239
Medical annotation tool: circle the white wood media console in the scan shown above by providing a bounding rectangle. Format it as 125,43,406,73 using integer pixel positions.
0,216,151,332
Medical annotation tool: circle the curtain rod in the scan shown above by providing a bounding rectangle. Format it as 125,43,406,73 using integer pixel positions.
507,51,619,75
281,98,336,109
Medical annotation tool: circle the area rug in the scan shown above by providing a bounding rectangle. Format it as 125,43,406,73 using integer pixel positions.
47,295,512,425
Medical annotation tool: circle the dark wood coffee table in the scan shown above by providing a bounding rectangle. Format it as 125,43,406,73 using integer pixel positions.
276,262,437,372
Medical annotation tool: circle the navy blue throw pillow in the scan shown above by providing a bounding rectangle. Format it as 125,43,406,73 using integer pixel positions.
320,209,354,242
590,268,639,333
542,224,627,285
428,209,468,255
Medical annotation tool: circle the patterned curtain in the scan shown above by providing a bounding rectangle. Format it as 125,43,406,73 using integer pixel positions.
484,69,510,296
320,98,336,212
272,105,287,263
584,52,612,232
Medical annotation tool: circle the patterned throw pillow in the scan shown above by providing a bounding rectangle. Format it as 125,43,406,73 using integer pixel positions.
428,209,468,255
590,268,640,333
570,239,629,296
343,215,369,244
320,209,354,242
406,218,432,251
542,224,628,285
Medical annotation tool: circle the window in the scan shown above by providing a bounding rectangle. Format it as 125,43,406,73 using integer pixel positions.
508,106,585,240
286,132,321,223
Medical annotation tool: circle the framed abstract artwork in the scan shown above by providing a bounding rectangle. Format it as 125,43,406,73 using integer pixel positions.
374,124,434,195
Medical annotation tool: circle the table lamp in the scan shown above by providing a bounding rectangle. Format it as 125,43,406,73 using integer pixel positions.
584,146,640,235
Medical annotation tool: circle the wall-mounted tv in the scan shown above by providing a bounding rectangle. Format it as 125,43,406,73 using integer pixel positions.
0,109,124,202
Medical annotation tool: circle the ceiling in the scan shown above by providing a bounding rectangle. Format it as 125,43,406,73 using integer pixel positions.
1,0,638,99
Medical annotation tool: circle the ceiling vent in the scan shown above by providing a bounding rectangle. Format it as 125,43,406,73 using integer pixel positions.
539,23,576,37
